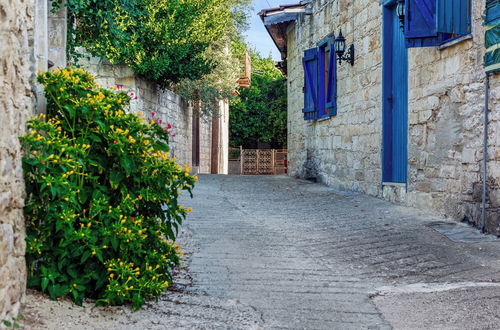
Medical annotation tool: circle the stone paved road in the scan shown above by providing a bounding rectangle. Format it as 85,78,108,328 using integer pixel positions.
181,175,500,330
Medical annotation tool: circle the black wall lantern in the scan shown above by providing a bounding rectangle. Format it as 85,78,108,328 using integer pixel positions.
334,30,355,66
396,0,405,31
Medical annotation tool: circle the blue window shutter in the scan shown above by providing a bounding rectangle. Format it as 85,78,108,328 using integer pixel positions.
302,48,319,121
406,0,471,48
437,0,470,35
405,0,437,38
325,39,337,116
405,0,442,47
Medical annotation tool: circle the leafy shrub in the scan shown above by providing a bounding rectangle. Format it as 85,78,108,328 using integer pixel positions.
21,68,196,309
53,0,240,87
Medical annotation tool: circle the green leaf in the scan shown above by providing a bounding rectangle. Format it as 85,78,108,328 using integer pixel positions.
3,320,12,327
41,277,49,291
120,156,136,176
109,170,124,189
81,250,91,263
63,105,75,119
111,236,118,250
79,188,89,204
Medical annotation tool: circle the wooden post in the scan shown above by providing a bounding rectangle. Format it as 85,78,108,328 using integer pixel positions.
211,114,220,174
240,146,243,175
256,150,260,175
272,149,276,175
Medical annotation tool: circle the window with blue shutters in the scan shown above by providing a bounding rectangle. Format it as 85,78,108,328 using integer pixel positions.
302,38,337,121
405,0,471,48
302,48,319,120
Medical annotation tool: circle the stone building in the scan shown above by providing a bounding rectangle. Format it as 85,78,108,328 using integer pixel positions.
260,0,500,234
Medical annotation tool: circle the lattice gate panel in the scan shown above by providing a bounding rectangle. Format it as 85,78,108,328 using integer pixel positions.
242,149,258,175
256,150,274,175
241,149,286,175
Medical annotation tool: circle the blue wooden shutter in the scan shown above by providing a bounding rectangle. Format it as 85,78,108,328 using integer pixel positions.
325,39,337,116
405,0,471,48
302,48,319,120
405,0,441,47
405,0,437,38
437,0,470,35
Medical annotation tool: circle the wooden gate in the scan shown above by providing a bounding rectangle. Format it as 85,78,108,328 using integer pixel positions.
232,149,287,175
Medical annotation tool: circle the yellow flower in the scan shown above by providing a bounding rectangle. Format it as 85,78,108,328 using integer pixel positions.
91,251,96,255
73,283,77,287
109,273,114,278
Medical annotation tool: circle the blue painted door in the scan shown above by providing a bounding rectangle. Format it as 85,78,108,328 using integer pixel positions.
383,2,408,183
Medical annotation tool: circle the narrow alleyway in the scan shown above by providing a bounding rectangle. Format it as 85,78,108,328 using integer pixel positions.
24,174,500,329
181,175,500,329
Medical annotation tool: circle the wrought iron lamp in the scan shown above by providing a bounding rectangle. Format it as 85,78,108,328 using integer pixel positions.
396,0,405,31
334,30,355,66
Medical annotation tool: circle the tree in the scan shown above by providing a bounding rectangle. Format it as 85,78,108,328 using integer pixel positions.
54,0,250,88
229,49,287,149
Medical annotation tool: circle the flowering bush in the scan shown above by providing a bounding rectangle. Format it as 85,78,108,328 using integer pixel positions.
20,68,196,309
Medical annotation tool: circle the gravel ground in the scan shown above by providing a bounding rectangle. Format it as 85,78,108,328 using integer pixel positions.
22,175,500,329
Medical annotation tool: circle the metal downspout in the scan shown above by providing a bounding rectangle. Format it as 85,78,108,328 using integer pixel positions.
481,74,490,233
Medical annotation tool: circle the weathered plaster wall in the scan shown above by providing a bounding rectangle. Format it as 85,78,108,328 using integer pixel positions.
0,0,34,320
81,57,219,174
287,0,499,233
47,3,67,69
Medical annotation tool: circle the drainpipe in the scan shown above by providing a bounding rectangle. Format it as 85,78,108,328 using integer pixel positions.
480,74,490,233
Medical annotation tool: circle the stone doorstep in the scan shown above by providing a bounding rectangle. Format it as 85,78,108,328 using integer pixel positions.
427,220,500,243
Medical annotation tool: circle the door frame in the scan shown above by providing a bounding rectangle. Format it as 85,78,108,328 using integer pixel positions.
382,0,409,185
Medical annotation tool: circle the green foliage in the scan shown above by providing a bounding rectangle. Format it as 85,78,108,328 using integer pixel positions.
20,68,196,309
2,314,23,329
174,38,240,116
230,50,287,148
53,0,238,87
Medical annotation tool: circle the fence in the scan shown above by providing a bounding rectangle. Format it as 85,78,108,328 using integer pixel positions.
229,147,287,175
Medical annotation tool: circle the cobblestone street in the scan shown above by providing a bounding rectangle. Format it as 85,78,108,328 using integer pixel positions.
24,174,500,329
181,175,500,329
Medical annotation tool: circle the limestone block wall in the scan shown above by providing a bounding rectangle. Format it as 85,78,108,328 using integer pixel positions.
287,0,499,232
0,0,34,320
82,58,216,173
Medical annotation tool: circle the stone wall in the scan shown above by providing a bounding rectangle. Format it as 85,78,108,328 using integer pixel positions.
0,0,34,321
81,57,230,174
286,0,500,233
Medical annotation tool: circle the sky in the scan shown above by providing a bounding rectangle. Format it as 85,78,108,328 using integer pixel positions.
244,0,283,60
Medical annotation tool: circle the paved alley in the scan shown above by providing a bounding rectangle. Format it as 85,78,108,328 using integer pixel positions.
181,175,500,329
24,174,500,329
